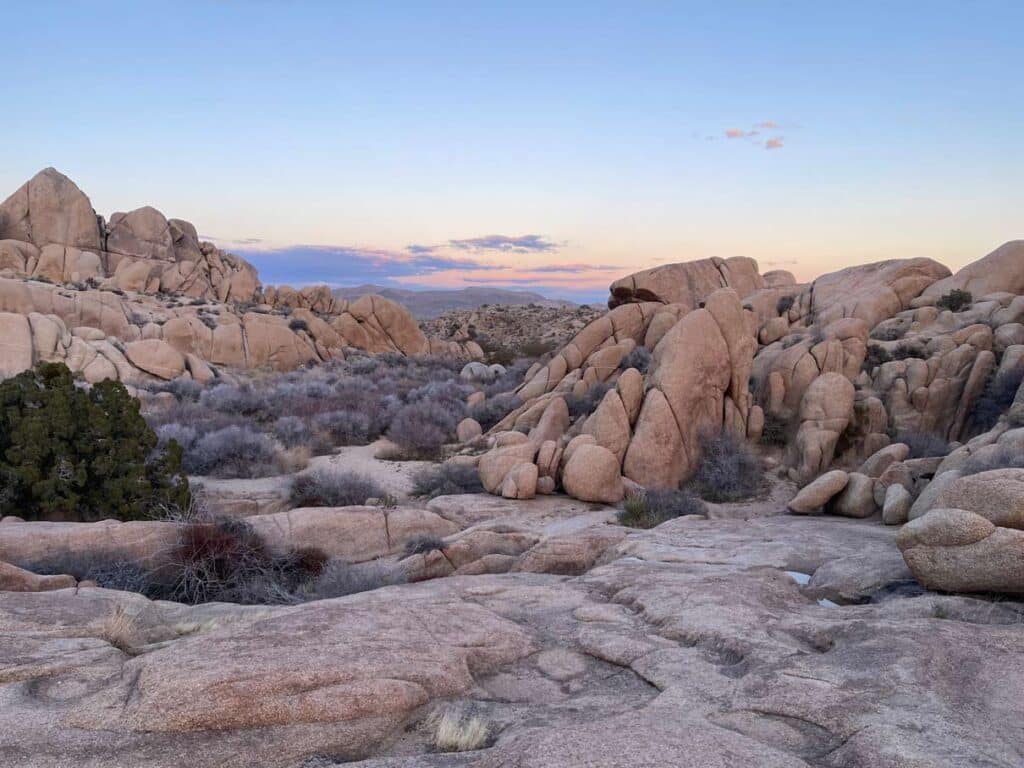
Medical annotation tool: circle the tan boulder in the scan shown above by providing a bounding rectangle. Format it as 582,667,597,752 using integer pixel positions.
933,468,1024,529
827,472,877,518
529,397,570,445
562,443,624,503
0,312,34,376
791,373,855,484
616,367,644,424
897,508,1024,594
608,256,762,309
859,442,910,478
0,167,101,250
788,470,849,514
478,440,539,494
0,560,76,592
107,206,174,261
882,483,912,525
456,417,483,442
582,389,631,461
125,339,187,380
923,240,1024,299
500,462,539,500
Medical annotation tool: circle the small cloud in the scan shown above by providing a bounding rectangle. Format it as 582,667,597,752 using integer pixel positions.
725,128,750,139
447,234,560,253
764,259,798,266
756,120,780,129
765,137,785,150
406,244,437,255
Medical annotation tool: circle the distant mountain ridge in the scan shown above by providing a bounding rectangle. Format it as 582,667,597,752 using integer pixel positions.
331,284,578,318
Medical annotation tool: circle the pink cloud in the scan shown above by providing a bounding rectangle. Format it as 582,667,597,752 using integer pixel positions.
756,120,780,129
725,128,749,139
765,137,784,150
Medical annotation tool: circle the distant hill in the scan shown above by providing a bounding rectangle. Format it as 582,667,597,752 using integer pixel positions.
331,284,578,319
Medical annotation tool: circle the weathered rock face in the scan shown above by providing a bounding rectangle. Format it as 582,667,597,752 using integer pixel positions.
923,240,1024,299
607,256,763,309
0,167,101,251
3,511,1022,767
0,169,480,383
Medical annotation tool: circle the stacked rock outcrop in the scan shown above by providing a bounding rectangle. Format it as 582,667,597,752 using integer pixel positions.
0,168,479,382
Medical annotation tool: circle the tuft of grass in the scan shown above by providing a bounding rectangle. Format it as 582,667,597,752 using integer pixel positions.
404,534,445,556
98,606,139,654
426,708,492,753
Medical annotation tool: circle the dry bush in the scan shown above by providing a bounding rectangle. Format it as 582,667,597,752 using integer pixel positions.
290,469,385,507
312,559,407,599
412,463,483,498
687,431,763,502
97,606,139,654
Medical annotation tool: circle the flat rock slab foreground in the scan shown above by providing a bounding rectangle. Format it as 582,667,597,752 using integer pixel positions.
1,515,1023,767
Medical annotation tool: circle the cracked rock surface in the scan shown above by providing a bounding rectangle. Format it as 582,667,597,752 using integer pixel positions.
2,502,1022,767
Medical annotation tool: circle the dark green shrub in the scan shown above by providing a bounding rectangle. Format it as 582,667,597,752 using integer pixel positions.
897,431,951,458
288,318,310,333
776,295,795,315
0,362,189,521
936,289,972,312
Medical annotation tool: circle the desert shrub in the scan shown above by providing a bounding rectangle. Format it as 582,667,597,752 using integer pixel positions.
387,401,458,458
0,362,190,521
147,377,203,402
470,392,521,431
290,468,384,507
781,334,804,349
83,558,155,595
619,346,652,374
412,462,484,498
404,534,445,556
155,422,199,451
564,382,613,420
272,416,307,447
312,558,407,599
483,358,534,398
936,289,972,312
199,384,269,418
776,295,795,315
314,409,374,445
164,517,323,604
971,365,1024,434
897,431,952,459
862,344,894,371
687,430,763,502
288,318,310,333
759,413,789,447
183,425,280,478
618,488,706,529
892,343,928,361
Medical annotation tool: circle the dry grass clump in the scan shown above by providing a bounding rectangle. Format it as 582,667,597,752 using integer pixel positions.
426,707,492,752
97,606,139,654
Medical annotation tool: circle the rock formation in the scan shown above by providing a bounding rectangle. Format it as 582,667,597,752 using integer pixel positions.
0,169,480,383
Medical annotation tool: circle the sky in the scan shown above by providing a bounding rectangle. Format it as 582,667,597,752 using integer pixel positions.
1,1,1021,303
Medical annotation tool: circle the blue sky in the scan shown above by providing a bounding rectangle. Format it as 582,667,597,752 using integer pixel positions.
1,1,1021,302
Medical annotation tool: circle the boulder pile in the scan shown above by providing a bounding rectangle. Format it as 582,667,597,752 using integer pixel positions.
0,168,480,383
